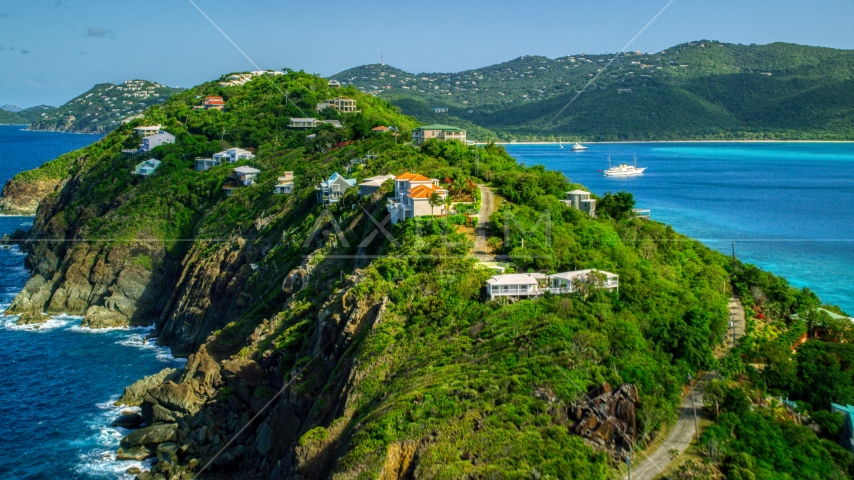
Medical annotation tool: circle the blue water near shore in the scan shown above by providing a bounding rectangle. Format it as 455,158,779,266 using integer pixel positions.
0,126,185,479
505,142,854,313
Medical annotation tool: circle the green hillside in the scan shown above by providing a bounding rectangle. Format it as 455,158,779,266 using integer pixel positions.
28,80,183,133
0,109,23,124
333,41,854,140
7,69,853,478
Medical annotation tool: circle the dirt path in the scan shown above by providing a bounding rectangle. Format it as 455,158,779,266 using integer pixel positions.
627,297,745,479
473,185,495,260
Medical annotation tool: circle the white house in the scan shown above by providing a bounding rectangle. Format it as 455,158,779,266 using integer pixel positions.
485,273,545,300
195,157,220,172
562,190,596,217
134,158,162,176
289,118,319,128
547,270,619,293
485,270,619,301
138,131,175,153
358,174,395,196
273,171,295,194
233,166,261,186
134,124,161,137
214,148,255,164
386,172,448,224
316,97,359,113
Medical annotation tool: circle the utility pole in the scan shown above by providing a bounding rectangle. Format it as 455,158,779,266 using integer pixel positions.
626,453,631,480
688,374,699,442
731,242,736,272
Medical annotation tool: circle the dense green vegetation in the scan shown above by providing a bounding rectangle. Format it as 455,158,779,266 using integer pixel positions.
669,262,854,479
334,41,854,141
24,67,854,478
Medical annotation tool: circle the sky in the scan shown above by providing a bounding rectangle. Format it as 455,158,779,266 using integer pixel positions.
2,0,853,108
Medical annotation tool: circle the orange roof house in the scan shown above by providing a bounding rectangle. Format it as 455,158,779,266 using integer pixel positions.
204,96,225,110
387,172,448,225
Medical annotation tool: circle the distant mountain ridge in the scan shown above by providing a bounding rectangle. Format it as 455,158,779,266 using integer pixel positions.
29,80,184,133
1,105,22,113
4,80,184,133
332,41,854,141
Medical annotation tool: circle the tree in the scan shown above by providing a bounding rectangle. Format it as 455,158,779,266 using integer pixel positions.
598,191,635,219
429,192,444,217
487,236,503,255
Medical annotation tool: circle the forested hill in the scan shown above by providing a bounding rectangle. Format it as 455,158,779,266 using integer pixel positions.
26,80,183,133
5,68,853,478
332,41,854,141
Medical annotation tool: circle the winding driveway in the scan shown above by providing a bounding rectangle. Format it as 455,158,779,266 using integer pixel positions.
626,297,745,480
473,185,495,260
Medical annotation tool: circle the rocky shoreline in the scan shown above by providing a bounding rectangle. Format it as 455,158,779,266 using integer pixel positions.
0,176,63,216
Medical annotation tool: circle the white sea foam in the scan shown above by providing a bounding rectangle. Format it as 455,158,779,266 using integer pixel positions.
117,332,187,365
1,313,78,331
76,395,147,479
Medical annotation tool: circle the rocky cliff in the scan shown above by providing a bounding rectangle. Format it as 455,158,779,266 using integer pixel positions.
0,176,63,215
2,69,734,479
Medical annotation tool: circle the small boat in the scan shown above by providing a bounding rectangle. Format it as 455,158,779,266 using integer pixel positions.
559,137,564,148
603,154,646,177
571,142,588,151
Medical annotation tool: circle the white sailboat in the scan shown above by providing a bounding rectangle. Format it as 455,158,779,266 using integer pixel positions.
603,154,646,177
559,137,564,149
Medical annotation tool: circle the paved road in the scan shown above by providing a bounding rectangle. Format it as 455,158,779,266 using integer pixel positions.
473,185,495,260
627,378,706,480
627,297,745,480
728,296,746,349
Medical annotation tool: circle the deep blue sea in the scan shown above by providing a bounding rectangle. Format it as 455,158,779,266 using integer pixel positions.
504,142,854,313
0,125,185,479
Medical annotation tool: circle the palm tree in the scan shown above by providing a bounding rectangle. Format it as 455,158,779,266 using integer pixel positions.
429,192,443,217
445,195,454,215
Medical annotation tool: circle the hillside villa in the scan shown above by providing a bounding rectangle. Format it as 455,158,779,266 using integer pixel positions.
411,124,466,145
203,96,225,110
138,131,175,153
214,148,255,163
224,166,262,197
134,124,162,137
289,118,319,128
316,97,360,113
233,166,261,186
562,190,596,217
371,126,391,133
485,269,619,301
195,157,218,172
386,172,448,224
316,172,357,205
133,159,162,176
328,79,341,88
632,209,651,219
358,174,395,196
832,403,854,452
274,172,295,194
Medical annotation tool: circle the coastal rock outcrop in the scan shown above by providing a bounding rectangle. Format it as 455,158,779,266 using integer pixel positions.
14,311,49,325
117,368,179,406
0,176,63,216
568,382,639,461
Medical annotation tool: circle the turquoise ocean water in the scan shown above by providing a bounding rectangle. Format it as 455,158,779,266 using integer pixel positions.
504,142,854,313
